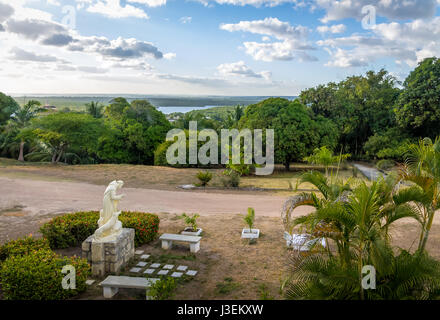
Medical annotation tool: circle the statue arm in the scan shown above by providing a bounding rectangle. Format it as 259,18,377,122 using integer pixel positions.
110,190,125,201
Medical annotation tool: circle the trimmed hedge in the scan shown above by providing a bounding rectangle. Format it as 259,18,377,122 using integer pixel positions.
0,248,90,300
0,236,50,262
40,211,160,249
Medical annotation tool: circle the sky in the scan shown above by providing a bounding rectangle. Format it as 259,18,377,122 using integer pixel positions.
1,0,440,96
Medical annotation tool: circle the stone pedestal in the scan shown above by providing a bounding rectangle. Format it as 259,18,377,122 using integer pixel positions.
82,228,135,277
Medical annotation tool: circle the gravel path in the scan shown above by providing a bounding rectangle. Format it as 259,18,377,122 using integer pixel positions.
0,176,309,243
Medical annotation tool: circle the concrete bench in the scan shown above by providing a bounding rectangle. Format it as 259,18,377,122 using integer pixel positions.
100,275,159,298
159,233,201,253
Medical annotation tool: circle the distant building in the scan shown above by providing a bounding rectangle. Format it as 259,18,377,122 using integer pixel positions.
42,101,56,110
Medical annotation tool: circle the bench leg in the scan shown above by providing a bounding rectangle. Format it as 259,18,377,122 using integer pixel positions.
103,286,119,298
162,240,172,250
190,242,200,253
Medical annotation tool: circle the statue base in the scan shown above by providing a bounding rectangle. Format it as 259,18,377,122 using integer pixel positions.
82,228,135,277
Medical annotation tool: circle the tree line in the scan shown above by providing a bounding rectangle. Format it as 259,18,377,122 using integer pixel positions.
0,57,439,168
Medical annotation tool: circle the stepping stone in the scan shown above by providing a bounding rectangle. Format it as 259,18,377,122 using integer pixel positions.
135,250,144,255
171,272,183,278
177,265,188,272
150,263,161,268
86,280,95,285
140,254,150,260
157,270,169,276
144,269,155,275
186,270,198,276
129,267,142,273
163,264,174,270
136,262,147,267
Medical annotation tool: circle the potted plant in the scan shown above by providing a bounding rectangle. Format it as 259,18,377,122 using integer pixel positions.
196,171,212,187
179,213,202,236
241,207,259,239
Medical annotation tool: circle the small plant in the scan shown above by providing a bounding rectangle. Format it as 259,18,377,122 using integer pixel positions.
221,170,240,188
196,171,212,187
243,207,255,230
146,276,177,300
179,213,200,232
215,277,240,295
258,284,274,300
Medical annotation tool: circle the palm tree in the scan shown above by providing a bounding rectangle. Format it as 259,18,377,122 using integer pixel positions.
284,173,422,299
10,100,45,161
85,101,104,118
400,137,440,252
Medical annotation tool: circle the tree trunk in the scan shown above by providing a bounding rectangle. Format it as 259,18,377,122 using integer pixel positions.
285,162,290,171
51,152,57,164
18,140,25,161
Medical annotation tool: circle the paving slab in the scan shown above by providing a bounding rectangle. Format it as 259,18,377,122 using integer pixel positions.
86,280,95,285
140,254,150,260
157,270,169,276
135,250,144,255
129,267,142,273
136,262,148,267
144,269,155,275
163,264,174,270
150,263,161,268
177,265,188,272
171,272,183,278
186,270,198,276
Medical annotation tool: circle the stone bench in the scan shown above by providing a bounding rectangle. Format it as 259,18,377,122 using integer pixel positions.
100,275,159,298
159,233,201,253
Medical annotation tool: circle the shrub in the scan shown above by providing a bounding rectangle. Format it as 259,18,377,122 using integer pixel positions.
0,248,90,300
221,170,240,188
0,236,50,262
146,276,177,300
196,171,212,187
179,213,200,232
376,159,395,171
40,211,160,249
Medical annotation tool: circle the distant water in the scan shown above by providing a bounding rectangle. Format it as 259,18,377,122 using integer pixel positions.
157,105,222,114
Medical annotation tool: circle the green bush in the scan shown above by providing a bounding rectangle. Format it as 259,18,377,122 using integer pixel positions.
0,236,50,262
146,276,177,300
221,170,240,188
243,207,255,230
0,248,90,300
196,171,212,187
40,211,160,249
376,159,395,171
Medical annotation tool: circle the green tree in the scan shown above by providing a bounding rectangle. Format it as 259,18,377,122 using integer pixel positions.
0,92,19,126
10,100,45,161
395,57,440,138
239,98,338,170
30,112,105,164
85,101,104,119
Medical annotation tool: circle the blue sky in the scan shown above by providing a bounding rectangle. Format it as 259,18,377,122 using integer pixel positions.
1,0,440,95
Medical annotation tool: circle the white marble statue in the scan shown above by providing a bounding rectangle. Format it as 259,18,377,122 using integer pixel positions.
93,180,125,242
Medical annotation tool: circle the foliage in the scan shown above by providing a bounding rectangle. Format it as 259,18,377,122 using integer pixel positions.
0,92,19,126
40,211,160,248
85,101,104,119
363,127,413,161
0,236,50,262
179,213,200,231
0,248,90,300
29,112,105,164
395,58,440,138
196,171,212,187
146,276,177,300
304,146,350,176
243,207,255,230
239,98,338,170
300,69,401,158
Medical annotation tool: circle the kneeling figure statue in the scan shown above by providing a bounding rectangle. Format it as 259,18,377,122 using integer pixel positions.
93,180,125,242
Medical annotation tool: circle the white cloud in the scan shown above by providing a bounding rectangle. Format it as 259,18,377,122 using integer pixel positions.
317,24,346,34
196,0,301,7
126,0,167,7
220,17,316,62
179,16,192,24
163,52,176,59
315,0,438,22
217,60,271,79
87,0,149,19
318,17,440,68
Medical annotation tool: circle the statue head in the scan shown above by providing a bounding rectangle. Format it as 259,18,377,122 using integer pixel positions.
105,180,124,193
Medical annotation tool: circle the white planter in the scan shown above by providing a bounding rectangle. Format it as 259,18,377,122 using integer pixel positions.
181,228,203,236
241,228,260,239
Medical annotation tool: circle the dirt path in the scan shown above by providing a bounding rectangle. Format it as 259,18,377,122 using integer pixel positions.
0,176,312,243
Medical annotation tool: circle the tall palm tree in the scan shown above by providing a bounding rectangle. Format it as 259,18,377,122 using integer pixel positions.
10,100,45,161
400,137,440,252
